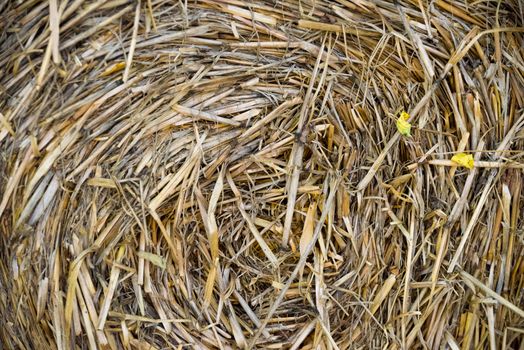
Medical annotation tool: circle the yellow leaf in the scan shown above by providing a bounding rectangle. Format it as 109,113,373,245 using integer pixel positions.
203,260,217,309
100,62,126,77
299,202,317,258
396,111,411,136
137,252,166,269
451,153,474,169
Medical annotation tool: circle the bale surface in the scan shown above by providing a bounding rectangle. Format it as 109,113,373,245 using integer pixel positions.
1,0,524,349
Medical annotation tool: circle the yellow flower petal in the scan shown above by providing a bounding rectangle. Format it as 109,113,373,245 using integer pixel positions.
399,111,410,121
396,111,411,136
451,153,474,169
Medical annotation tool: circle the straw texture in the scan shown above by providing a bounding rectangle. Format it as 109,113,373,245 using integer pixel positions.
1,0,523,349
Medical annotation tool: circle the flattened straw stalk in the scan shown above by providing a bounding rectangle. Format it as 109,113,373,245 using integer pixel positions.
1,0,524,349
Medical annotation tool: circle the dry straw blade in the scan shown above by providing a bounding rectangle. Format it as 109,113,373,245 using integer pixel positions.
1,0,524,349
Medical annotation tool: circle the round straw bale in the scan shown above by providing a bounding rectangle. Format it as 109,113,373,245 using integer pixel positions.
1,1,524,349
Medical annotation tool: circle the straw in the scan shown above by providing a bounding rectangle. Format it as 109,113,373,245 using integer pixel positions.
1,0,523,349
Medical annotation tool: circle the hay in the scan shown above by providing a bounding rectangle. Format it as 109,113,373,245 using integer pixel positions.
1,0,524,348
